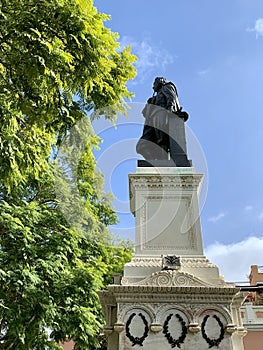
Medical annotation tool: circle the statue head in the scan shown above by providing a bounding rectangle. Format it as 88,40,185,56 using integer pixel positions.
153,77,167,92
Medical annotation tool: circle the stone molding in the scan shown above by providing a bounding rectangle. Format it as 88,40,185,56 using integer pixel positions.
124,257,163,267
116,300,233,325
129,174,203,215
125,256,217,268
135,270,213,287
181,256,217,268
129,174,203,192
108,285,239,299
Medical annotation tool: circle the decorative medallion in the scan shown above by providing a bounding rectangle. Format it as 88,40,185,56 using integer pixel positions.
163,313,187,348
125,312,149,346
201,315,224,348
162,255,181,270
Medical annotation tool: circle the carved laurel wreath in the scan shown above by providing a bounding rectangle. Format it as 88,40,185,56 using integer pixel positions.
163,313,187,348
201,315,225,348
125,312,149,346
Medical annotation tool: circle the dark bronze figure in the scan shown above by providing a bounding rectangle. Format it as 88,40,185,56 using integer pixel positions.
136,77,191,167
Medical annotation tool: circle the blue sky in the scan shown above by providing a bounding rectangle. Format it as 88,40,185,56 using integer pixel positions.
92,0,263,282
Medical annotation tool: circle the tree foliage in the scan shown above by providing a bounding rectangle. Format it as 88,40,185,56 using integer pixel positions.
0,0,136,190
0,0,136,349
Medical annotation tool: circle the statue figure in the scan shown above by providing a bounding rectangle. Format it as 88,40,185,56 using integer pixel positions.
136,77,190,166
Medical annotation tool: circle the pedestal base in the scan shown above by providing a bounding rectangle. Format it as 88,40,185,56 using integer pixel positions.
99,167,246,350
99,283,246,350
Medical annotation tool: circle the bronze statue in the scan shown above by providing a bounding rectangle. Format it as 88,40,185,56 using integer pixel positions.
136,77,190,166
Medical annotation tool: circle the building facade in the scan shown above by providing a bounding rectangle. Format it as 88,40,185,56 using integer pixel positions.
240,265,263,349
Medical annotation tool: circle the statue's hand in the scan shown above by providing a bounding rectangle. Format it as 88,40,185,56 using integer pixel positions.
176,110,189,122
147,97,154,104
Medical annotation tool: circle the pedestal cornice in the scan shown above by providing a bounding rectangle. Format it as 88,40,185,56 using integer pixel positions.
129,173,203,194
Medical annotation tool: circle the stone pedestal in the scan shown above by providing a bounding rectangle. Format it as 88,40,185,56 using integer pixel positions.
99,167,247,350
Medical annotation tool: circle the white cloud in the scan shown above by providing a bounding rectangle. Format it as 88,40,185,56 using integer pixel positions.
258,212,263,220
120,36,175,83
247,18,263,38
205,236,263,282
244,205,253,211
208,212,226,223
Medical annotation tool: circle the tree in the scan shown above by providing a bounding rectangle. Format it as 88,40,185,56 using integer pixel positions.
0,0,136,349
0,0,136,190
